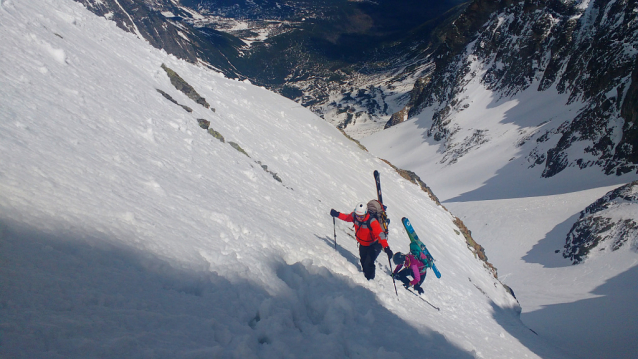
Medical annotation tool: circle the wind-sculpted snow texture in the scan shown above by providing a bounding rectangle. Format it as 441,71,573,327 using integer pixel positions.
401,0,638,178
564,181,638,263
0,0,568,358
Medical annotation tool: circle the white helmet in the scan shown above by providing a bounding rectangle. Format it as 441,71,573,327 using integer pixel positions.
354,202,367,216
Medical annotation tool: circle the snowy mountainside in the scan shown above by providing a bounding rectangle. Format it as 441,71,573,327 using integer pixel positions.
310,60,434,139
359,1,638,356
386,0,638,180
564,180,638,264
76,0,248,77
0,0,565,357
444,187,638,359
75,0,467,140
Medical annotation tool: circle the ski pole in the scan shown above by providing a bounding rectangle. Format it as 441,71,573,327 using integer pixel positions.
388,256,398,296
405,288,440,311
333,217,337,250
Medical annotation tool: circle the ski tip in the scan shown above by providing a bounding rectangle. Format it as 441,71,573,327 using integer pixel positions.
373,170,379,175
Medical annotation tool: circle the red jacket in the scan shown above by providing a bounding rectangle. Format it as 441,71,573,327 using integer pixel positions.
337,212,388,248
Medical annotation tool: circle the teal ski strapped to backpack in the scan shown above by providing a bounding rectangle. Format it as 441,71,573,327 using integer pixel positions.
402,217,441,279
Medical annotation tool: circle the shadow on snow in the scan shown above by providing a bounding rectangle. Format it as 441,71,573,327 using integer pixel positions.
442,156,634,202
521,213,577,268
315,234,362,272
521,265,638,359
0,218,474,359
488,301,572,359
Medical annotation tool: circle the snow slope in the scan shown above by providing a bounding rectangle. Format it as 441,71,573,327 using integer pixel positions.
0,0,565,358
446,191,638,359
361,25,638,359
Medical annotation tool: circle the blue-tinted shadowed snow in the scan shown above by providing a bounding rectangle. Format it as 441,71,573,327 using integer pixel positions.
522,265,638,359
0,219,474,359
522,213,577,268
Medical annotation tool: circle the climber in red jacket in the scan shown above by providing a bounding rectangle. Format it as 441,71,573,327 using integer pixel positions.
330,202,392,280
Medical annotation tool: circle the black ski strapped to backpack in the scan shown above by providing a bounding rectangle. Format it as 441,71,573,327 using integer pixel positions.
372,170,390,234
373,170,399,296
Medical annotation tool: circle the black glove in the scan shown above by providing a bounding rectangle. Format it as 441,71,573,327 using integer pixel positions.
414,285,424,295
384,247,393,260
330,209,340,217
403,282,410,289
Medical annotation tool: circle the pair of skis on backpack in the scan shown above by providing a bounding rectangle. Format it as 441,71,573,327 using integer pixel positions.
402,217,442,279
373,170,442,279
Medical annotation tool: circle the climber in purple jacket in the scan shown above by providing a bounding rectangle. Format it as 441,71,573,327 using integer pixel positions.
392,252,426,294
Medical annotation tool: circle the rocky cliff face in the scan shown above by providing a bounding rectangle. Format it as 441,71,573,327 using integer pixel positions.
393,0,638,177
563,181,638,264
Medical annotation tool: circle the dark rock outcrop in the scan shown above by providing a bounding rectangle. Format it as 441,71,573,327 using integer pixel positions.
564,181,638,264
161,64,210,109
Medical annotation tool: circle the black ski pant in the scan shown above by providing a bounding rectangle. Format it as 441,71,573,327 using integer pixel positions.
395,267,426,287
359,242,382,280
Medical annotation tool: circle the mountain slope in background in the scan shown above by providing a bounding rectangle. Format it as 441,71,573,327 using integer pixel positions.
389,0,638,179
76,0,247,77
0,0,566,357
441,188,638,359
75,0,469,138
361,0,638,357
564,180,638,264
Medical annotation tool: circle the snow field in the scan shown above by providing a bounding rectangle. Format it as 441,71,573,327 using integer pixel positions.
446,190,638,359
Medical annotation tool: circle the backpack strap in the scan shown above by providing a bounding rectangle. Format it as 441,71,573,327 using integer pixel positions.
353,214,378,244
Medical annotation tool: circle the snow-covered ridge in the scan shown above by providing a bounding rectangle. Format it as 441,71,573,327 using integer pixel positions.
564,180,638,263
0,0,561,357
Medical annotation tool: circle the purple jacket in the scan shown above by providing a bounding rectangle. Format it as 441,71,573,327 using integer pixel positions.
393,253,426,285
